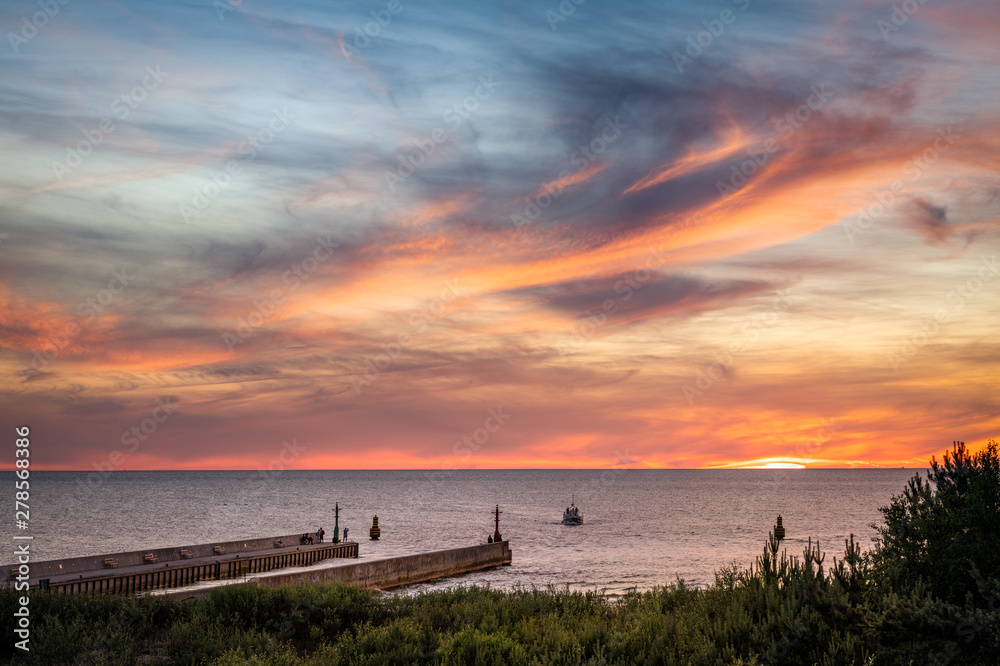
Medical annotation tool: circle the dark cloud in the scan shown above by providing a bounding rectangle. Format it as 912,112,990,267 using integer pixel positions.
513,274,776,326
908,199,951,245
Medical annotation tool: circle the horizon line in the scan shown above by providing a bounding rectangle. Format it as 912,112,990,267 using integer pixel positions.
2,466,925,472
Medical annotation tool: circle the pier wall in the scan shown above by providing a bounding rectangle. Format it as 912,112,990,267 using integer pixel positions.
46,542,358,596
14,533,329,579
254,541,512,591
11,540,510,598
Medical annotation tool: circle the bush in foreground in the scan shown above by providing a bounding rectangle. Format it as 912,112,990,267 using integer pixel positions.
870,440,1000,605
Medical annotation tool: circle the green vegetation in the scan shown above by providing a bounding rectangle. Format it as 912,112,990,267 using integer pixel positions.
870,441,1000,605
3,442,998,665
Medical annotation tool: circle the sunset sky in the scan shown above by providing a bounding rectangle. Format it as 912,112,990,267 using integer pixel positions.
1,0,998,471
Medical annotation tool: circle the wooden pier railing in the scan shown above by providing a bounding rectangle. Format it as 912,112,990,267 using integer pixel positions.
45,542,358,596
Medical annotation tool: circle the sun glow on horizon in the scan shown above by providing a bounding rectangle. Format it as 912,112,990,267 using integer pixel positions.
710,458,812,469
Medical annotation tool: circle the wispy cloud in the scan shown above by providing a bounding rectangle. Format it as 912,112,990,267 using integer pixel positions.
1,0,999,469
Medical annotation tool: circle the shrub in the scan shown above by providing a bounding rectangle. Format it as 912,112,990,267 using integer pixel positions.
870,440,1000,604
436,627,528,666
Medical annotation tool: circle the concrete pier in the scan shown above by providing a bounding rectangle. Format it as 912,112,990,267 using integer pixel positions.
162,541,513,599
4,535,358,596
256,541,513,591
6,538,512,598
11,533,328,579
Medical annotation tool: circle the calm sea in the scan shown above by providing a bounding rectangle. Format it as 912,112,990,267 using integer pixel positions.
2,469,918,594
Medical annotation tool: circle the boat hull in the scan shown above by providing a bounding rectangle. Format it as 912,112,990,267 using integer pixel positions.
562,500,582,525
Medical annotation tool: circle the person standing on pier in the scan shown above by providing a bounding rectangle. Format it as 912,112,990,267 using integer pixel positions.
343,528,349,541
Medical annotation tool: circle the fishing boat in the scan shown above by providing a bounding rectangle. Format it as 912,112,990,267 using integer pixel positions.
561,500,583,525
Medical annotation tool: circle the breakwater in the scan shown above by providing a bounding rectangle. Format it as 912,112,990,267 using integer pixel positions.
256,541,513,590
4,535,358,596
162,541,513,599
10,533,329,579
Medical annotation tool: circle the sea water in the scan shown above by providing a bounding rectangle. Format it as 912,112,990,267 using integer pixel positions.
1,469,917,594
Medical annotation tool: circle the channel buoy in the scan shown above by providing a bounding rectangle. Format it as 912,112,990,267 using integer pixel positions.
773,515,785,540
369,515,380,540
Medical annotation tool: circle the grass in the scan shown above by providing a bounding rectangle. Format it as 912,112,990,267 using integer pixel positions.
2,537,997,665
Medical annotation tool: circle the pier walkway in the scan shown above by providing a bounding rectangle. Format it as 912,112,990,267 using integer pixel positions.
5,536,357,596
